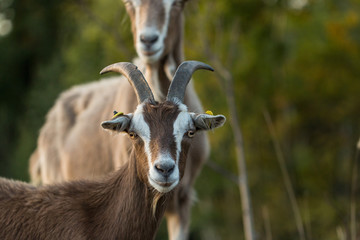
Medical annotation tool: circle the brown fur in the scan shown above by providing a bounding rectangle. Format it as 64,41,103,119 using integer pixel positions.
144,102,180,163
0,155,169,239
30,1,209,239
1,101,200,239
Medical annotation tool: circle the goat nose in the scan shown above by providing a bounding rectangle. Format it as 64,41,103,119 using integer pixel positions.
155,162,175,177
140,34,159,46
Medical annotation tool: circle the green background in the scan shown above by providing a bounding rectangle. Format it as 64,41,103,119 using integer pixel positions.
1,0,360,239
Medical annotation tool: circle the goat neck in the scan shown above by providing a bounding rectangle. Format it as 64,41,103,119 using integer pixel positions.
144,56,172,101
144,7,184,102
144,35,184,102
82,151,170,239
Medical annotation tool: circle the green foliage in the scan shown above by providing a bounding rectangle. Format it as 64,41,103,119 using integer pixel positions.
0,0,359,239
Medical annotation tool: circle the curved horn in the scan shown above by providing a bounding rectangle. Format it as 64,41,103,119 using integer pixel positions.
100,62,155,103
166,61,214,102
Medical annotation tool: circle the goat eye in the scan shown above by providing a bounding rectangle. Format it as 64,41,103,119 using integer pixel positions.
186,130,195,138
129,132,138,139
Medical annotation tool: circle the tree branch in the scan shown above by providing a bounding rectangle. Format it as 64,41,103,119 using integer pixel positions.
263,109,306,240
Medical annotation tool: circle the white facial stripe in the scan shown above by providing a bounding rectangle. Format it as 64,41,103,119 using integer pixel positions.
135,0,174,32
172,106,193,163
131,104,152,170
135,5,142,29
132,104,150,139
161,0,175,40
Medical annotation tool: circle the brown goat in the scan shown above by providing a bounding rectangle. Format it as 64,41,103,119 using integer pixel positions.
2,62,225,240
30,0,210,238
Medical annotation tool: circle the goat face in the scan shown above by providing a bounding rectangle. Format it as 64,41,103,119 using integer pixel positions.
101,101,225,193
100,60,225,193
123,0,186,63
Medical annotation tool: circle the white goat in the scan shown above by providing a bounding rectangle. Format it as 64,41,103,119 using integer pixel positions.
2,62,225,240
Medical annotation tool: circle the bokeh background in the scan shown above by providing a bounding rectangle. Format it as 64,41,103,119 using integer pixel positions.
1,0,360,239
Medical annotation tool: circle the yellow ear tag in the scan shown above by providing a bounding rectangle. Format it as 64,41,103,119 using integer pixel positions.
112,111,124,119
205,110,214,128
205,110,214,115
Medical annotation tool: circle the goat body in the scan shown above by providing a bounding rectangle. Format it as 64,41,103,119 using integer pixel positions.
5,61,225,239
1,155,168,240
30,1,211,239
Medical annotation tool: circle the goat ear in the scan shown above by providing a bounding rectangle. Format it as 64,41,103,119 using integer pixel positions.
192,113,226,131
101,115,131,132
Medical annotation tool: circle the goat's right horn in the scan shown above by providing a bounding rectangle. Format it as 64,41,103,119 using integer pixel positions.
166,61,214,103
100,62,155,103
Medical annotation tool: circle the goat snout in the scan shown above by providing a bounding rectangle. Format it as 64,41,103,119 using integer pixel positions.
149,160,179,193
140,33,159,48
155,162,175,177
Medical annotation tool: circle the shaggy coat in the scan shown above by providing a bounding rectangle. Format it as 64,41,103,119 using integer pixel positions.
29,0,209,239
3,86,225,239
1,150,170,240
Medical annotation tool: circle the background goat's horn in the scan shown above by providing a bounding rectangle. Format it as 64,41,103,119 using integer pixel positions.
100,62,155,103
166,61,214,102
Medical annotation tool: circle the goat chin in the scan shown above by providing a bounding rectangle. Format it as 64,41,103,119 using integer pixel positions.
149,177,179,193
138,49,164,64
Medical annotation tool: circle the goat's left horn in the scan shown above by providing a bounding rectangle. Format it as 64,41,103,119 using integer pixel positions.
166,61,214,103
100,62,155,103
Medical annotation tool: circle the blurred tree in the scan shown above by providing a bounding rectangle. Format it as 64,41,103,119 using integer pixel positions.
0,0,64,179
0,0,359,239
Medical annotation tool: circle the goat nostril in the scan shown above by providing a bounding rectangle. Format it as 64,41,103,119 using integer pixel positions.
155,163,175,175
149,35,158,44
168,165,174,174
155,164,165,173
140,34,159,45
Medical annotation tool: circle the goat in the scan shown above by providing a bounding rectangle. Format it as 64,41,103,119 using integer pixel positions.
30,0,210,238
2,61,225,240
